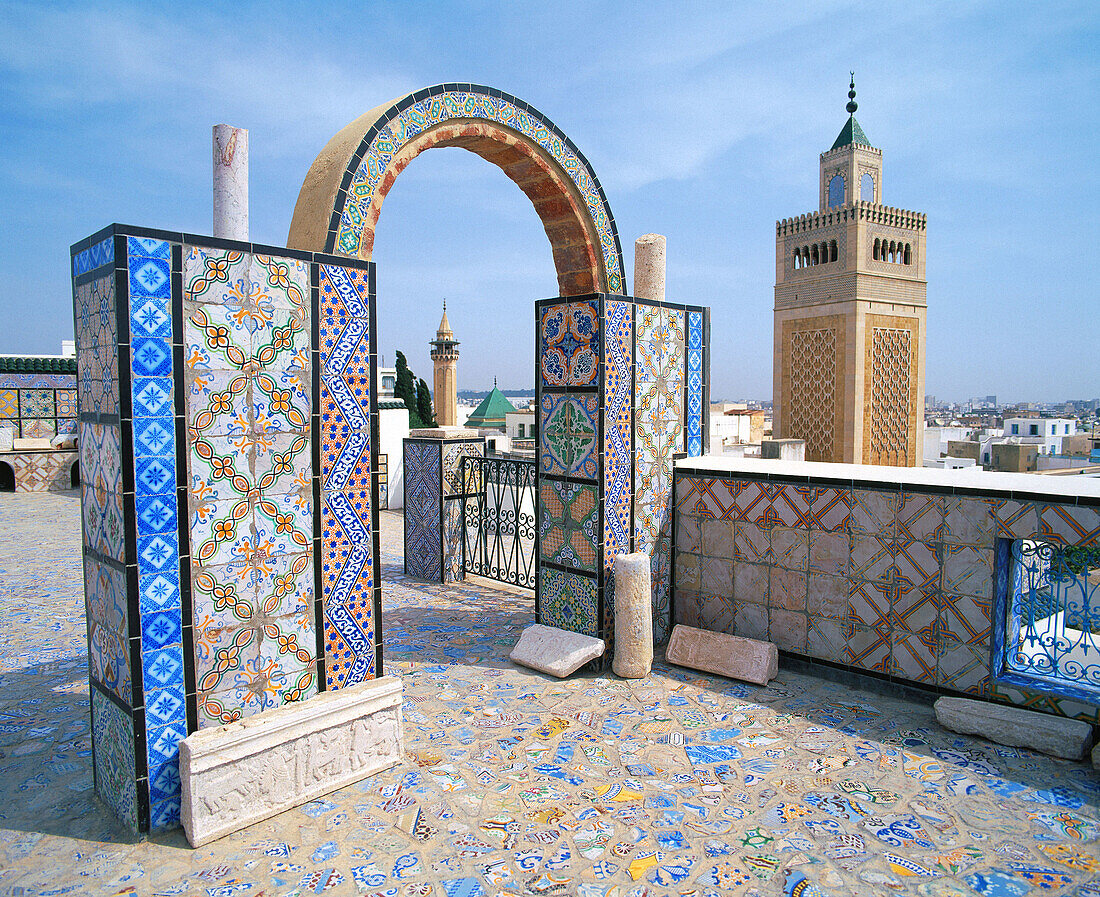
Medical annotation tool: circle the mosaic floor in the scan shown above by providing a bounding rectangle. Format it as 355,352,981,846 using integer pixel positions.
1,492,1099,897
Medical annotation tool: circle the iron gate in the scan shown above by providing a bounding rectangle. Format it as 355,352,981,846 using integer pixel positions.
461,455,536,589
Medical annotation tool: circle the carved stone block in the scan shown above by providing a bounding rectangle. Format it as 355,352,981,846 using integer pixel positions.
180,677,403,847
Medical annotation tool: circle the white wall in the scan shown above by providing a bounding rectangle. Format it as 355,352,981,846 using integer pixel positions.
379,406,409,509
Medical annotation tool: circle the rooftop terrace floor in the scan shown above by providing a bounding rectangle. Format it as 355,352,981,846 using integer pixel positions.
1,491,1098,896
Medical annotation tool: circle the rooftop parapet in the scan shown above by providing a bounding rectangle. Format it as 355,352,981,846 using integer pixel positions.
776,200,927,236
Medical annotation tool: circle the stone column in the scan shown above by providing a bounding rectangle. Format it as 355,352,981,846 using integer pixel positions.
613,553,653,678
633,234,666,302
403,428,484,583
213,124,248,241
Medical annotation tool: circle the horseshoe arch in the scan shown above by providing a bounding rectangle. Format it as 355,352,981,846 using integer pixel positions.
288,83,626,296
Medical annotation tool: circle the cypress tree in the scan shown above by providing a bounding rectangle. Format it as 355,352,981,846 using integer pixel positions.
416,377,435,426
394,350,423,427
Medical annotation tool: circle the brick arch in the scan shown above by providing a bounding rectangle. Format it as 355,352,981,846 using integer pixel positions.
288,84,625,296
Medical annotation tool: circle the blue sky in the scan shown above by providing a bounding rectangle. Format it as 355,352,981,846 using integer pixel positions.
2,1,1096,402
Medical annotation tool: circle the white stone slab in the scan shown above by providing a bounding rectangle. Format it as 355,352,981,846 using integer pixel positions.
934,696,1093,761
180,676,403,847
510,624,604,678
665,624,778,686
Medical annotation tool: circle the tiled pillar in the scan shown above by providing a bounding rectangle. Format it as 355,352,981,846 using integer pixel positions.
535,295,709,649
403,429,484,583
71,225,381,834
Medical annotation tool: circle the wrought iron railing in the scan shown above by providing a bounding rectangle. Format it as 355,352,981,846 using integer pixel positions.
1002,539,1100,699
461,455,536,589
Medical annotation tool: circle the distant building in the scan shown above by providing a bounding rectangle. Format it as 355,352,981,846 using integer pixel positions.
1003,417,1076,455
710,404,766,449
990,441,1040,473
773,77,927,465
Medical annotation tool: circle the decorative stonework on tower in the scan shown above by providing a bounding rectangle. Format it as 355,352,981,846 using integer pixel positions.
430,301,459,427
773,77,927,465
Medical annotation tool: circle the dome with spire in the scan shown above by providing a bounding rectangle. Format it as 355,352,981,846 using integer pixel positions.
830,74,874,150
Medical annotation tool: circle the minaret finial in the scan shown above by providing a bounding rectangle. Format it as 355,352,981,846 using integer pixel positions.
494,376,497,388
846,73,858,115
443,297,446,312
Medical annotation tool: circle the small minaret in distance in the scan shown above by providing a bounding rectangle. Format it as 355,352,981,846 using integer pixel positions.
430,300,460,427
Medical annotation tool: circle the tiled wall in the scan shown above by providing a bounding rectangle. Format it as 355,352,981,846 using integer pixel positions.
0,374,77,438
403,435,484,584
536,295,708,647
673,465,1100,723
71,225,381,832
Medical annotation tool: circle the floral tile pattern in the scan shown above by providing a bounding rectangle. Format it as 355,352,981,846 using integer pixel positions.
540,300,600,388
183,244,315,727
636,306,685,642
539,566,600,638
539,481,598,572
540,393,599,478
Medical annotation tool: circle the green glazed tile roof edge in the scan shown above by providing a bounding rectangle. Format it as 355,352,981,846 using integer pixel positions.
0,356,77,374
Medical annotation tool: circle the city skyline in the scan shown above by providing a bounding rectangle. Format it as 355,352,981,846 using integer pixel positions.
1,1,1096,403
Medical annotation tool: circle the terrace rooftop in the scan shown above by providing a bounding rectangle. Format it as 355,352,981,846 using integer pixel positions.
1,490,1098,895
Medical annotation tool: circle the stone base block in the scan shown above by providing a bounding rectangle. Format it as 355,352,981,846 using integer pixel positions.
665,624,778,685
510,624,604,678
181,677,403,847
934,696,1093,761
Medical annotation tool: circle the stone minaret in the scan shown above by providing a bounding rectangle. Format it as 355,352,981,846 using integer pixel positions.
773,76,927,466
430,300,460,427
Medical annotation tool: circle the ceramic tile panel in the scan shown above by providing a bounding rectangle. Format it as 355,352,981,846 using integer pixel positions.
74,226,379,833
540,393,598,478
540,300,600,388
540,481,598,572
85,559,130,704
91,688,137,832
685,310,704,456
21,417,56,438
1036,503,1100,546
404,441,442,582
675,472,1100,724
603,299,632,576
539,567,600,639
0,388,16,418
443,498,464,584
442,442,482,497
73,234,114,276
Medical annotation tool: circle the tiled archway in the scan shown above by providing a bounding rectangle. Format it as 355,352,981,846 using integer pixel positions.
287,84,626,296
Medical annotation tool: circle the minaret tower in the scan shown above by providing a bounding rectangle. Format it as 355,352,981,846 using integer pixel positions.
430,300,460,427
773,76,927,466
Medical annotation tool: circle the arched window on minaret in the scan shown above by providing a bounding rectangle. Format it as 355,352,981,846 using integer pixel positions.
861,172,874,201
811,245,819,266
873,238,880,260
904,243,912,265
830,240,838,262
828,174,845,208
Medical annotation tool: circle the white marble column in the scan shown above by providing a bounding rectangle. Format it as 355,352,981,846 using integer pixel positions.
633,233,666,302
213,124,249,241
